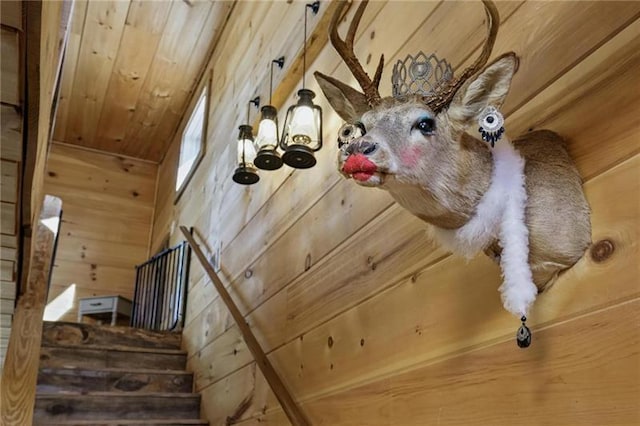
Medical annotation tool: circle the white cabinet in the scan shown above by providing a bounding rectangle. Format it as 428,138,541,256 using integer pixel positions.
77,295,132,326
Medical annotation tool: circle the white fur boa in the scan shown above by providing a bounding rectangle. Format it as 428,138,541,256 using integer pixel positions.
431,139,537,317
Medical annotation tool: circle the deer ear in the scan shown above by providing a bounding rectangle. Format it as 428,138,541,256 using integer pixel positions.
314,71,371,123
448,52,519,128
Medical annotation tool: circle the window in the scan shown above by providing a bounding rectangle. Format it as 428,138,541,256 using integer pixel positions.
175,81,209,200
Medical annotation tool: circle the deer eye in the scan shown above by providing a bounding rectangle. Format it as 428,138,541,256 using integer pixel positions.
338,122,366,148
413,117,436,135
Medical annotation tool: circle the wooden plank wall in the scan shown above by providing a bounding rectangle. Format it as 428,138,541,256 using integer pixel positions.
151,1,640,425
43,143,157,322
0,0,23,369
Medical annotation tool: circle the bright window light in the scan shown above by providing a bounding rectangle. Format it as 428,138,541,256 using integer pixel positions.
43,284,76,321
41,216,60,234
176,87,208,192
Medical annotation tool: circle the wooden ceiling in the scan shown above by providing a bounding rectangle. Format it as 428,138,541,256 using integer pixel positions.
53,0,234,162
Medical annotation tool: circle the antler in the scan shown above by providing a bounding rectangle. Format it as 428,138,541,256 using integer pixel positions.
424,0,500,112
329,0,384,107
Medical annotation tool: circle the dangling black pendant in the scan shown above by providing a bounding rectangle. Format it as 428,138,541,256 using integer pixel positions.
516,315,532,348
479,127,505,148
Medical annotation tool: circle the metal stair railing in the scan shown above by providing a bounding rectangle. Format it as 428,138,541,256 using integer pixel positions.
131,241,191,331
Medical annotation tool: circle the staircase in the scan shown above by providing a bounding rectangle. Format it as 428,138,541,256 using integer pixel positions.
34,321,207,426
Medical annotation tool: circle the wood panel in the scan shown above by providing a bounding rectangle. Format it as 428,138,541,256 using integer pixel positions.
43,143,156,323
147,1,640,425
1,161,19,203
63,1,130,147
53,0,234,161
180,0,639,358
0,105,22,162
39,346,186,371
192,150,640,423
0,1,22,371
1,28,20,105
33,393,200,422
41,320,181,350
239,299,640,426
1,196,62,426
0,12,22,362
37,367,193,394
0,0,22,30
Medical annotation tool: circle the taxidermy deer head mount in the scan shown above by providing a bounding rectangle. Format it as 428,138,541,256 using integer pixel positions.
314,0,591,339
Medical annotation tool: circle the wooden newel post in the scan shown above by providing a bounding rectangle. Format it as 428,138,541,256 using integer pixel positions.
180,226,310,426
1,195,63,426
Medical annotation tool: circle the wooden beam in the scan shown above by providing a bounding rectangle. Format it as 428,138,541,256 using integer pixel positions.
180,226,311,426
1,195,62,426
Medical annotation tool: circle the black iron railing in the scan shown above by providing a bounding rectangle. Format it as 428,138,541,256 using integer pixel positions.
131,241,191,331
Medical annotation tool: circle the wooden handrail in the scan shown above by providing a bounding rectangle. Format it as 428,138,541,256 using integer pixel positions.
1,195,63,426
180,226,310,426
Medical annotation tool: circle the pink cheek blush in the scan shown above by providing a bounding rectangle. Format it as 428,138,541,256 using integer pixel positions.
399,146,423,168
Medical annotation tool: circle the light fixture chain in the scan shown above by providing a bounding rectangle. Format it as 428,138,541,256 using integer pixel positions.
270,61,274,105
303,3,308,89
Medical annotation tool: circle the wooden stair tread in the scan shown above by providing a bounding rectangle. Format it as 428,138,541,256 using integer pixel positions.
40,366,191,375
39,420,208,425
40,346,187,371
34,393,201,421
37,367,194,394
43,321,182,350
36,323,201,425
41,342,187,355
37,392,200,398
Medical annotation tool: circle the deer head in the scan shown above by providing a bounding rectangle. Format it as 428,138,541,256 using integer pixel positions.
315,0,592,333
315,0,517,229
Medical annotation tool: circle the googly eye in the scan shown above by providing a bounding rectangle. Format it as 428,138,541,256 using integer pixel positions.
478,106,504,132
338,122,366,148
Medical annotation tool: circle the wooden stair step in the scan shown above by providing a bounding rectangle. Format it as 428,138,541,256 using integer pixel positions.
34,393,201,422
37,367,193,394
43,321,182,351
40,345,187,370
39,420,208,426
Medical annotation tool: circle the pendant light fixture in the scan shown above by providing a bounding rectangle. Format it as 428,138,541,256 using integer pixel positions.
254,56,285,171
279,1,323,169
232,96,261,185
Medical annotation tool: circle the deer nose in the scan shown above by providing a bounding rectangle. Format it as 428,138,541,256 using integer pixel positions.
346,141,377,156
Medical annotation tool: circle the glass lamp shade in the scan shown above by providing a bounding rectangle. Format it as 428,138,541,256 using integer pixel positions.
280,89,323,169
232,125,259,185
254,105,283,170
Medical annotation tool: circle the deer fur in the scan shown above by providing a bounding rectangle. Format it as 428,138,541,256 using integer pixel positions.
314,10,591,316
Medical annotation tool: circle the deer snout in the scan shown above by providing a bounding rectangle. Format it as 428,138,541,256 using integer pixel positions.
345,140,378,156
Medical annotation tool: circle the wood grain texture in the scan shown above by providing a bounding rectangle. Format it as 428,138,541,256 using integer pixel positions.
42,321,181,350
44,143,157,321
39,345,186,371
0,195,62,426
238,299,640,426
33,393,200,422
53,0,233,161
1,28,20,106
0,0,22,30
180,0,640,377
182,227,310,426
37,367,193,394
194,151,640,423
144,2,640,425
0,105,22,162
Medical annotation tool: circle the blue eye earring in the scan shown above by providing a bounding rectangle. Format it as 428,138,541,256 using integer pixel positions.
478,106,505,147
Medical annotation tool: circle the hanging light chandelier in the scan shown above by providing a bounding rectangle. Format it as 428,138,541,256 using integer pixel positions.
279,1,323,169
232,96,261,185
254,56,285,171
